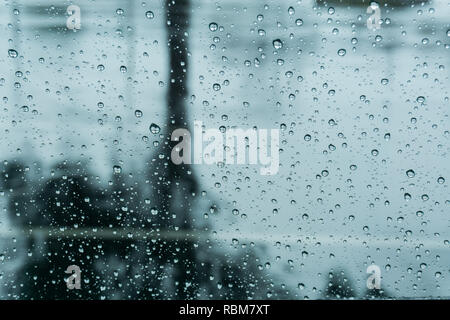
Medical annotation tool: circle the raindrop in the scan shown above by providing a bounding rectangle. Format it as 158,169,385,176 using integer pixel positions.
337,49,346,56
416,96,425,103
8,49,18,58
209,22,218,32
149,123,161,134
272,39,283,50
406,169,415,178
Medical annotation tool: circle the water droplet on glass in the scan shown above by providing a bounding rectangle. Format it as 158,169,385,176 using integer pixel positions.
337,49,346,56
272,39,283,50
209,22,218,32
8,49,18,58
406,169,415,178
149,123,161,134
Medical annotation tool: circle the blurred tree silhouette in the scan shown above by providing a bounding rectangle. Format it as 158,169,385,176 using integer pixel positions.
363,288,391,299
321,267,391,299
1,160,107,298
322,268,356,299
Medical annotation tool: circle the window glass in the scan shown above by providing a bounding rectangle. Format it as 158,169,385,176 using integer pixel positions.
0,0,448,299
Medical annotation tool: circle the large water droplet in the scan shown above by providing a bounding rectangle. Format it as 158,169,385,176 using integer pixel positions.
406,169,415,178
272,39,283,50
8,49,18,58
209,22,218,32
149,123,161,134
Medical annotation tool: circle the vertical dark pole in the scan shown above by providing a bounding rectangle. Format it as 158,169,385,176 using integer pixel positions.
142,0,198,299
165,0,198,299
165,0,190,129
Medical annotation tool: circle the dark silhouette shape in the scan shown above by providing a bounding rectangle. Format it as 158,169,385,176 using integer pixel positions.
1,160,133,299
363,288,391,300
322,268,356,299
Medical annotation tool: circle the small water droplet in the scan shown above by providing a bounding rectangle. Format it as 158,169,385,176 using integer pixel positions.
406,169,415,178
337,49,346,56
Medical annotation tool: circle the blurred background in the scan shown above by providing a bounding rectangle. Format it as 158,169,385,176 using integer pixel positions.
0,0,449,299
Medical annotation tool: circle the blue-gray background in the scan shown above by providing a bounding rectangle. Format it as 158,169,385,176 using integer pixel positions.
0,0,449,299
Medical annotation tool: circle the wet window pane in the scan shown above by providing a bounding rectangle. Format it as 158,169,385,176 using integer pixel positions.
0,0,449,300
